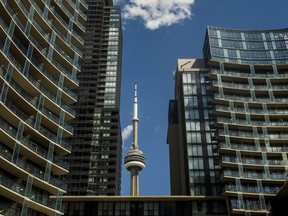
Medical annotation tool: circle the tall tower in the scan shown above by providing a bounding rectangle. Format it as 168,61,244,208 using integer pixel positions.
124,83,146,196
65,0,123,196
168,26,288,215
0,0,85,215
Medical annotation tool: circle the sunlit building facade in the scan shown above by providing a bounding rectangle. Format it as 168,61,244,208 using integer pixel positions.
0,0,86,215
168,26,288,215
65,0,123,196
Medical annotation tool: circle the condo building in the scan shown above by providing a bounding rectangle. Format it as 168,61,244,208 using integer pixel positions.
0,0,86,215
168,26,288,215
65,0,123,196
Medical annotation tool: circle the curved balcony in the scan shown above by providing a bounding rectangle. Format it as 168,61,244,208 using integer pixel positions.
214,105,288,118
0,99,70,174
215,117,288,131
209,69,288,83
3,0,80,90
213,93,288,106
1,49,76,119
221,156,287,170
217,129,288,143
224,184,279,196
222,169,286,183
218,142,288,155
0,65,74,137
0,96,71,155
0,80,71,154
0,171,63,216
14,0,82,64
0,144,66,193
212,81,288,95
230,199,271,215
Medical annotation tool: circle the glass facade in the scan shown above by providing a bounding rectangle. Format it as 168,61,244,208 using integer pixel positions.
204,26,288,65
182,72,221,196
63,198,227,216
65,0,123,196
207,26,288,215
169,26,288,216
0,0,85,215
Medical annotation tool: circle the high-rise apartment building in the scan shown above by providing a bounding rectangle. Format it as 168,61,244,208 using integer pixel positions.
0,0,86,215
168,26,288,215
65,0,123,196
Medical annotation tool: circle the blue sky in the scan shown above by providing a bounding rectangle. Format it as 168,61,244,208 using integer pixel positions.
116,0,288,195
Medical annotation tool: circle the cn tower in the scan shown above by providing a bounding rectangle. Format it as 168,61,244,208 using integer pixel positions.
124,83,146,196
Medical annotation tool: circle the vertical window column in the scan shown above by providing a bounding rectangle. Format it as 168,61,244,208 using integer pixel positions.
0,83,9,103
3,37,11,56
47,32,56,61
4,63,14,83
34,111,42,131
44,162,52,182
272,64,279,76
21,195,30,216
56,128,63,145
249,65,255,77
24,20,32,35
257,179,264,193
24,175,33,198
28,5,35,22
12,122,25,163
23,44,33,76
254,138,261,151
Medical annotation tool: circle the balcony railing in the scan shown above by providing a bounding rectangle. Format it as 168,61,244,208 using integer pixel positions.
224,184,279,195
219,142,288,153
216,116,288,127
223,169,286,180
0,144,67,191
215,105,288,116
215,93,288,103
210,69,288,79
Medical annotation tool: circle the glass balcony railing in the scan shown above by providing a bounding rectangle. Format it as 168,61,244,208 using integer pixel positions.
0,171,25,196
4,52,76,116
216,116,288,127
219,142,288,153
213,80,288,91
210,69,288,79
221,156,286,166
224,184,280,194
51,58,79,85
0,144,67,191
2,78,73,150
215,93,288,103
223,169,286,180
0,110,69,170
230,199,271,212
215,105,288,116
218,129,288,140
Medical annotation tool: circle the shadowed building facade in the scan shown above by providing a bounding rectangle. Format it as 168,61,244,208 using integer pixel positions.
65,0,123,196
168,26,288,215
0,0,86,215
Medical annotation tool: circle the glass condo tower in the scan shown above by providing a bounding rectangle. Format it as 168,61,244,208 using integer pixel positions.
168,26,288,215
65,0,123,196
0,0,86,215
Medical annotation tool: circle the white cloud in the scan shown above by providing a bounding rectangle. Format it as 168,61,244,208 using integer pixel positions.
122,124,133,144
154,125,160,132
122,0,195,30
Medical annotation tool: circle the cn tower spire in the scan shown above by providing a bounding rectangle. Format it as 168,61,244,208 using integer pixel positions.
132,82,139,149
124,82,146,196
